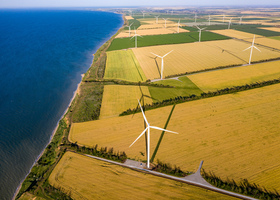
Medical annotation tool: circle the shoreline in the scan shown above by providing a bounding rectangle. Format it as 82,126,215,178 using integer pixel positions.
13,11,125,199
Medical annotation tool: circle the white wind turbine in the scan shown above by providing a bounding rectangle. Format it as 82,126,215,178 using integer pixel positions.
239,16,244,25
141,11,145,18
155,15,160,24
194,13,198,23
196,25,207,42
223,14,225,23
162,18,169,28
207,15,212,26
151,50,173,79
131,29,143,48
177,19,182,33
228,17,233,29
126,22,134,37
129,100,178,169
243,35,261,65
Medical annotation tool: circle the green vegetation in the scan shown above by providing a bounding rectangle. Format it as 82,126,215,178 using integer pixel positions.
104,49,147,82
107,32,230,51
202,169,280,199
270,36,280,41
124,19,141,30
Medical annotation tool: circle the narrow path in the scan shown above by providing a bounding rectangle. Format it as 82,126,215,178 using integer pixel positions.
80,153,257,200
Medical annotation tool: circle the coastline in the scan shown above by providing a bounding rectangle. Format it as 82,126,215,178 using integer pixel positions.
13,11,125,199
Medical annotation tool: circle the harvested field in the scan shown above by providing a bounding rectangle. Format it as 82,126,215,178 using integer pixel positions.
132,39,280,80
69,83,280,191
116,28,189,38
188,60,280,92
243,37,280,50
125,16,134,20
104,49,147,82
49,152,236,200
138,19,180,30
211,29,261,39
100,85,153,119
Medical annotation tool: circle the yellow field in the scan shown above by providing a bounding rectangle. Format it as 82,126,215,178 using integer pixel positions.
49,152,236,200
132,39,280,80
188,60,280,92
69,83,280,190
243,37,280,50
138,19,181,30
99,85,153,119
125,16,134,20
116,28,188,38
211,29,261,39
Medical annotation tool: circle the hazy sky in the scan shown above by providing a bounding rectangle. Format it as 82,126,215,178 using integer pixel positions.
1,0,280,8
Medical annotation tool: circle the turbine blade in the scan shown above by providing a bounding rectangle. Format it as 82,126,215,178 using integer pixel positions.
138,99,149,125
254,46,261,52
163,50,173,57
130,36,135,40
196,25,201,30
243,46,252,51
129,127,149,147
150,52,160,58
150,126,178,134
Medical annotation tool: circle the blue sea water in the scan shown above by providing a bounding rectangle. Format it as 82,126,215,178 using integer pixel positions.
0,9,123,199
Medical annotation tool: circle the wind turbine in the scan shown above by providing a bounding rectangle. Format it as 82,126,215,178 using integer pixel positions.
141,11,145,18
207,15,212,26
129,100,178,169
162,18,169,28
131,29,143,48
196,25,207,42
194,13,198,23
239,16,243,25
151,50,173,79
223,14,225,23
126,22,134,37
228,17,233,29
171,10,174,15
155,15,160,24
177,19,182,33
243,35,261,65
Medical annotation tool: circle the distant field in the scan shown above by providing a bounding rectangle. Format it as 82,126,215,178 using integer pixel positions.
124,19,141,30
104,49,147,82
188,60,280,92
69,84,280,191
258,27,280,32
107,32,230,51
212,29,280,50
49,152,236,200
99,85,153,119
132,39,280,80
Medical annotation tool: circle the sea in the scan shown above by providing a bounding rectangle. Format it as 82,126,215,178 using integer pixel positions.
0,9,123,199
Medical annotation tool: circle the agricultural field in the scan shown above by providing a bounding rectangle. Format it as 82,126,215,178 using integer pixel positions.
104,49,147,82
69,83,280,191
259,27,280,32
132,39,280,80
116,28,188,38
271,36,280,41
107,31,230,51
99,85,153,119
187,60,280,92
125,16,134,20
49,152,236,200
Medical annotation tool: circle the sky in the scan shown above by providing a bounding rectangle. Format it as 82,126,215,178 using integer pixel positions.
0,0,280,8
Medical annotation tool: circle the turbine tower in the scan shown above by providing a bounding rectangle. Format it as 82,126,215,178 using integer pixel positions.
239,16,243,25
223,14,225,23
151,50,173,79
131,29,142,48
194,13,198,23
196,25,207,42
177,19,182,33
207,15,211,26
243,35,261,65
126,22,134,37
155,15,160,24
228,17,233,29
162,18,169,28
141,11,145,18
129,100,178,169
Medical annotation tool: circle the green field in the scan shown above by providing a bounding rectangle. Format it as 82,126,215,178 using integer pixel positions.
104,49,147,82
107,32,230,51
124,19,141,30
270,36,280,41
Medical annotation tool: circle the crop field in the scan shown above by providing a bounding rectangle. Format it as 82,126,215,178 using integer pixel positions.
69,83,280,191
270,36,280,41
211,29,261,39
107,32,229,51
49,152,236,200
116,28,189,38
99,85,153,119
132,39,280,80
187,60,280,92
104,49,147,82
243,37,280,50
125,16,134,20
259,27,280,32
